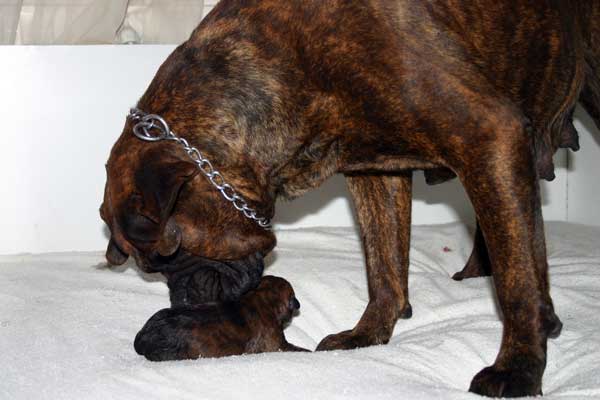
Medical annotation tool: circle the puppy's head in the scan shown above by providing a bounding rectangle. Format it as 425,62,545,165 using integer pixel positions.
100,125,276,302
250,276,301,326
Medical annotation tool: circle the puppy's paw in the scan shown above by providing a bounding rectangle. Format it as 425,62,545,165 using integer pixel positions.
469,362,543,398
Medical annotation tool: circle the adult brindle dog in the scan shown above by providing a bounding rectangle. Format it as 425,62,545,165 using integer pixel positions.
100,1,600,397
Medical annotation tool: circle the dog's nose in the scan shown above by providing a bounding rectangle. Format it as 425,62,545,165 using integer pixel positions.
291,297,300,310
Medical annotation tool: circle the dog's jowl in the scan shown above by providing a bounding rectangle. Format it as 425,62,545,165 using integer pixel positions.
100,1,600,397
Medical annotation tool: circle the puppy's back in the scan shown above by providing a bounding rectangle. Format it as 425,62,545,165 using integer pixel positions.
135,303,251,361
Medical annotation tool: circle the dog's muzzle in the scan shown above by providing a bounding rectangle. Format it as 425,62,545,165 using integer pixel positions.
148,250,265,306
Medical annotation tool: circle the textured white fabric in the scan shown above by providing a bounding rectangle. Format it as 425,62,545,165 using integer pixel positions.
1,222,599,399
3,0,204,44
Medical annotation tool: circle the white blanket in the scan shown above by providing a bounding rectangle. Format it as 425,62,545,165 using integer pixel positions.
1,222,599,399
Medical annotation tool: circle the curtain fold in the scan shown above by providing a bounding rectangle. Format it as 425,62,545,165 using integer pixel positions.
16,0,129,44
0,0,206,45
0,0,22,44
120,0,205,44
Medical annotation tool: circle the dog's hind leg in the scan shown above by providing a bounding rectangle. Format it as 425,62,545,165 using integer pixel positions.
316,172,413,351
446,104,562,397
452,221,492,281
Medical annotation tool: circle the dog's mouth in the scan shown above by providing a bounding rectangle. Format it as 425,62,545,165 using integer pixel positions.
147,250,265,307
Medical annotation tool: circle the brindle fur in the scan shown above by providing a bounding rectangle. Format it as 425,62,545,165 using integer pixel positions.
101,0,600,397
134,276,306,361
455,2,600,283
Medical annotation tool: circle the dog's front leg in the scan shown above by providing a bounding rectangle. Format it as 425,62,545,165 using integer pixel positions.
317,172,412,351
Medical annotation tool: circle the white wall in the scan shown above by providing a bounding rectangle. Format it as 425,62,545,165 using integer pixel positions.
0,45,596,255
569,108,600,224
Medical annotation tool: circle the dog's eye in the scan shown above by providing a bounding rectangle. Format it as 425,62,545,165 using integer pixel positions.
121,213,160,244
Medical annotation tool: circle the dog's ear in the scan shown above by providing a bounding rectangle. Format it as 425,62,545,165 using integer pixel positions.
125,153,199,255
100,200,130,265
135,157,199,222
106,237,129,265
156,217,182,257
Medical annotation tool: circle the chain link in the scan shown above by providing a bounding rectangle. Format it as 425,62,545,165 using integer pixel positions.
128,108,272,230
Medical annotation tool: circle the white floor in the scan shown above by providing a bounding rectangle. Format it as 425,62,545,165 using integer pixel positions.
1,222,599,399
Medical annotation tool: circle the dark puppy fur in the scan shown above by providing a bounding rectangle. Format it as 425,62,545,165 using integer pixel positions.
101,1,600,397
135,276,306,361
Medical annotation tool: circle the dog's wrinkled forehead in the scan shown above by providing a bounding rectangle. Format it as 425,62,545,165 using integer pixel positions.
102,135,143,214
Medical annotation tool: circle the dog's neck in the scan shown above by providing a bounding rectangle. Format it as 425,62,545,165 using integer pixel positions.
136,54,344,218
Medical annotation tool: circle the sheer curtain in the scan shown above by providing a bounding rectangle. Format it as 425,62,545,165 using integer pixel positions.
0,0,206,45
1,0,22,44
120,0,207,44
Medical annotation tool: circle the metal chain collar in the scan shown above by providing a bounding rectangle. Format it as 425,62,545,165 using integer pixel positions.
128,108,272,230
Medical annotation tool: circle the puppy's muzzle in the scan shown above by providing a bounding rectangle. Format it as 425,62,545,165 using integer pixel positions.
150,250,265,306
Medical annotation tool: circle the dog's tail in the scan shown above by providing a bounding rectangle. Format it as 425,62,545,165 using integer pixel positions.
579,2,600,131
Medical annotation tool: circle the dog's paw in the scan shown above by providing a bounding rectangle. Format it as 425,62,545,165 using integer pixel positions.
452,257,491,281
316,329,390,351
542,305,563,339
469,363,543,398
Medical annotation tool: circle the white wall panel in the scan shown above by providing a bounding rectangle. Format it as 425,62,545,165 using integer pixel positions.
0,45,174,254
569,108,600,226
0,45,583,254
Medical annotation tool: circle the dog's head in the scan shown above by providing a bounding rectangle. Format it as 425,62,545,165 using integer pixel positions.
100,119,276,302
99,23,294,303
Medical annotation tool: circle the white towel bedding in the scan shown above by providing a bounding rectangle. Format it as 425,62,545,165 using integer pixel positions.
1,222,599,399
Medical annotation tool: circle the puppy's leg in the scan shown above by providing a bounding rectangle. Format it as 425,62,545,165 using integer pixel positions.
453,110,560,398
317,172,412,351
452,221,492,281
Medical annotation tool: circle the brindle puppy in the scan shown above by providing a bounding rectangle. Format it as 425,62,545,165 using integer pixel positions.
134,276,306,361
100,1,600,397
